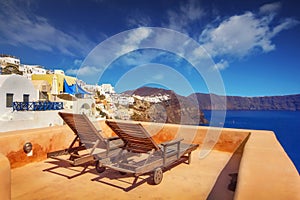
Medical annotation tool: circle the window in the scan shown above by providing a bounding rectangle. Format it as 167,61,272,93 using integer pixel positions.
6,93,14,107
23,94,29,103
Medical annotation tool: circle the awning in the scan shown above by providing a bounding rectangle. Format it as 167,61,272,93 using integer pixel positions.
63,79,91,95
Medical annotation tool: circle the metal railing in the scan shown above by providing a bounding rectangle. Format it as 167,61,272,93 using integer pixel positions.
13,101,64,111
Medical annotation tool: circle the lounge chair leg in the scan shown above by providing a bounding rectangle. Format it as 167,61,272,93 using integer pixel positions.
132,176,138,185
95,161,106,173
188,153,191,164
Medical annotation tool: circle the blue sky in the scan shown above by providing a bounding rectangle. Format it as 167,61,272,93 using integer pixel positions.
0,0,299,97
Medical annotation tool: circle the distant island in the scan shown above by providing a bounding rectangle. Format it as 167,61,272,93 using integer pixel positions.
189,93,300,111
126,86,300,111
123,86,300,125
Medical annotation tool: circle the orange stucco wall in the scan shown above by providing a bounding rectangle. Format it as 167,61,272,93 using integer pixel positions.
0,125,74,168
0,153,10,200
0,121,248,169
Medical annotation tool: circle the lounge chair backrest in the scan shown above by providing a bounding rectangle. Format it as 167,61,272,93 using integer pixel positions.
59,112,105,147
105,120,160,153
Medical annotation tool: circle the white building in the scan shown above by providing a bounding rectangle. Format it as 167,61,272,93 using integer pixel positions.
0,74,38,115
83,84,99,94
132,94,170,103
99,84,115,94
83,83,116,96
0,55,21,75
118,95,135,105
20,65,47,80
0,54,20,67
54,69,65,75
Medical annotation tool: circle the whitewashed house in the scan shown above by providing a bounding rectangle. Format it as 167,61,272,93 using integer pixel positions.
99,84,115,94
0,74,37,115
0,74,66,132
118,95,135,105
0,55,21,75
20,64,47,80
0,55,20,66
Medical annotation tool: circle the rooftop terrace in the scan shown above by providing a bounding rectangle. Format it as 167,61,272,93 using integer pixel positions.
0,121,299,199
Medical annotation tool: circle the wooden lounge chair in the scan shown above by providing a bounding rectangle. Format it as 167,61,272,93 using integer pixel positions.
48,112,123,172
100,120,199,185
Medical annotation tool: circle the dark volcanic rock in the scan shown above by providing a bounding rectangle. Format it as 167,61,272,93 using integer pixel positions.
125,87,207,125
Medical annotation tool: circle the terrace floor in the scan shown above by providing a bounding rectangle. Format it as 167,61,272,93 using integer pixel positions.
11,149,237,200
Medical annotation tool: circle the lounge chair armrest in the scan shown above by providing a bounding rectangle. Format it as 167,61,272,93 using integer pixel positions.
107,136,120,141
160,138,184,147
81,140,96,145
161,138,183,167
105,136,123,148
105,137,123,156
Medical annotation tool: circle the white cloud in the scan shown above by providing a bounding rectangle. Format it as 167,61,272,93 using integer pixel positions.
127,14,152,27
0,1,96,56
200,12,273,57
116,50,158,67
73,59,83,66
213,59,229,70
158,1,298,71
65,68,79,76
118,27,153,56
192,46,210,60
270,18,299,37
164,0,205,33
66,65,101,77
259,2,281,14
199,8,299,61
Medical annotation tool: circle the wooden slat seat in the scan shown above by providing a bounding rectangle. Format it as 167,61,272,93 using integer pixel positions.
105,121,160,153
55,112,123,164
105,120,199,176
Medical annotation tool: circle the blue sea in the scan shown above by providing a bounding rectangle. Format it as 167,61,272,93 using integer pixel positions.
202,110,300,173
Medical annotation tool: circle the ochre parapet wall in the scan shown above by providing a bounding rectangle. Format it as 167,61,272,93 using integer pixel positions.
0,153,10,200
0,125,75,168
234,130,300,200
0,120,248,169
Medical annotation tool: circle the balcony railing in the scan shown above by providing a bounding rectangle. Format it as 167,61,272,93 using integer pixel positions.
13,101,64,111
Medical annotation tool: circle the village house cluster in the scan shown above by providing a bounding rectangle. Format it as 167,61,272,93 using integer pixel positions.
0,55,122,130
0,54,172,131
